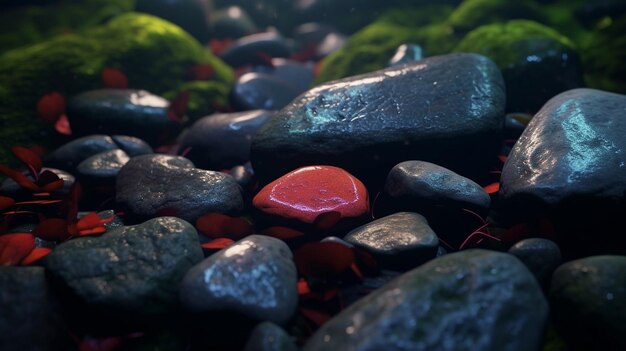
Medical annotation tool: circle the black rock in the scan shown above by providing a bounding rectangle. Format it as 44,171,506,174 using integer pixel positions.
76,149,130,183
135,0,212,44
343,212,439,271
243,321,298,351
179,235,298,325
230,162,257,193
44,217,203,321
251,53,505,186
389,44,424,67
219,32,291,68
211,5,257,39
0,267,71,351
231,72,301,111
67,89,182,146
116,154,244,222
253,58,315,93
179,110,271,170
110,135,154,157
303,249,548,351
508,238,561,287
550,255,626,351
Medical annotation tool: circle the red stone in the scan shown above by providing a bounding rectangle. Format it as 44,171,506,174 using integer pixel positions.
252,165,369,223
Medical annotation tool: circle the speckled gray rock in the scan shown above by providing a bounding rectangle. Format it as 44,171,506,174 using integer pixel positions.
251,53,505,185
231,72,302,111
76,149,130,183
116,154,244,222
0,267,70,351
180,235,298,325
67,89,181,146
384,160,491,215
389,44,423,67
44,217,203,318
550,256,626,351
344,212,439,271
244,321,298,351
303,249,548,351
508,238,561,286
219,32,291,67
179,110,272,170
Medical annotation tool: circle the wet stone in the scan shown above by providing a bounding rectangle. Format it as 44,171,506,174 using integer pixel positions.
253,58,315,93
550,255,626,350
44,217,203,319
243,321,298,351
219,32,291,68
508,238,561,287
66,89,182,146
344,212,439,271
251,53,505,185
389,43,424,67
179,110,272,170
179,235,298,325
231,72,301,111
212,6,257,39
116,154,244,223
303,249,548,351
76,149,130,184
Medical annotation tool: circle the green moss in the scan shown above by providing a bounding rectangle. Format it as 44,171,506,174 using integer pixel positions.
448,0,545,34
0,12,234,165
163,81,231,124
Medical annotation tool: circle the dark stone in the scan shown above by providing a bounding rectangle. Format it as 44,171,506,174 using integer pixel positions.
253,58,315,93
180,235,298,325
43,134,152,173
315,32,347,60
303,249,548,351
212,6,257,39
550,256,626,351
0,167,75,198
508,238,561,286
76,149,130,183
230,162,257,193
44,217,203,320
135,0,212,44
292,22,336,48
504,112,532,139
389,44,423,66
219,32,291,68
251,53,505,186
244,321,298,351
344,212,439,271
116,154,244,222
231,72,301,111
67,89,182,146
0,267,71,351
179,110,271,170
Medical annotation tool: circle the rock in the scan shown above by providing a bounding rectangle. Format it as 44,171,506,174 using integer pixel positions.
582,12,626,94
44,134,152,172
550,255,626,350
389,43,423,66
135,0,212,44
508,238,561,286
76,149,130,183
44,217,203,320
243,322,298,351
315,32,347,60
252,53,505,185
219,32,291,68
211,6,257,39
252,165,369,224
303,249,548,351
455,19,584,113
179,110,272,170
0,266,71,351
231,72,301,111
180,235,298,325
163,80,232,123
253,58,315,93
230,162,256,193
67,89,182,146
344,212,439,271
383,160,491,215
116,154,244,223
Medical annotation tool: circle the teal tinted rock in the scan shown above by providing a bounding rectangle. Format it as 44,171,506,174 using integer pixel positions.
550,256,626,350
455,20,584,113
303,249,548,351
508,238,561,287
243,321,298,351
44,217,203,318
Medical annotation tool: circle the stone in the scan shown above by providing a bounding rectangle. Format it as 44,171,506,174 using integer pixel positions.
344,212,439,271
44,217,203,319
253,58,315,93
0,266,71,351
231,72,301,111
251,53,505,185
303,249,548,351
243,321,298,351
550,255,626,350
252,165,369,224
180,235,298,325
178,110,271,170
389,43,423,66
219,31,291,68
508,238,561,286
76,149,130,183
315,32,347,60
211,6,257,39
116,154,244,223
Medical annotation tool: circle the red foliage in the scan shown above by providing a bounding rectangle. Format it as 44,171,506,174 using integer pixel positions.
36,92,65,123
201,237,235,250
101,67,129,89
294,242,356,280
167,90,190,123
186,64,214,81
0,233,35,265
261,226,305,240
209,38,234,56
195,212,254,240
20,247,52,265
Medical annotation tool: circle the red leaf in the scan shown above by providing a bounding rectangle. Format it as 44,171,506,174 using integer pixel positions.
37,169,63,188
33,218,69,241
261,226,305,240
167,90,190,123
256,51,275,67
0,196,15,210
201,237,235,250
79,336,122,351
0,233,35,265
498,155,508,163
209,37,234,56
101,67,128,89
313,211,341,230
36,92,65,123
299,307,332,327
294,242,356,280
297,278,311,295
11,146,42,178
483,182,500,194
55,114,72,135
186,64,214,81
195,213,254,240
75,213,114,235
0,164,38,192
21,247,52,265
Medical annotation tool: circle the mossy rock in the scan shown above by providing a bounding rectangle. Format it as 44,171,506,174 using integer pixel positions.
163,80,231,124
448,0,545,35
0,12,234,166
0,0,134,54
455,19,584,113
314,5,456,84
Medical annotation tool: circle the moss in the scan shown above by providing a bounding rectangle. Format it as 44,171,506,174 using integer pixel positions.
448,0,545,35
0,12,234,166
163,81,231,124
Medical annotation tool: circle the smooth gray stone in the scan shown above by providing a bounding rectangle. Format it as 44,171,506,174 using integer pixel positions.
231,72,302,111
77,149,130,180
219,32,291,67
303,249,548,351
508,238,561,286
180,235,298,325
243,321,298,351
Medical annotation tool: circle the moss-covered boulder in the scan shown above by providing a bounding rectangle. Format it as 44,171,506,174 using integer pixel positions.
581,14,626,94
0,12,234,166
448,0,545,35
455,20,584,113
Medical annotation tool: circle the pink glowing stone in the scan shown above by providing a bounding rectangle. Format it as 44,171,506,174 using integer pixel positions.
253,165,370,223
